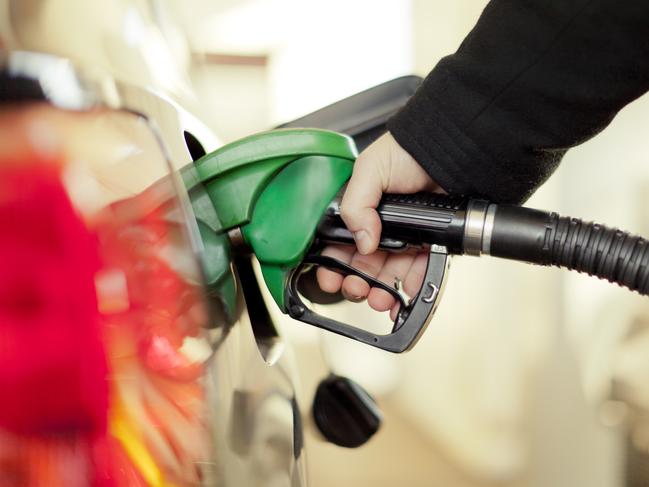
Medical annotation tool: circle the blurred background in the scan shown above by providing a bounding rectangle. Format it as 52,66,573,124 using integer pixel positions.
4,0,649,486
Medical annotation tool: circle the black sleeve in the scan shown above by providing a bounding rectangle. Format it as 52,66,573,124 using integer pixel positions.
387,0,649,204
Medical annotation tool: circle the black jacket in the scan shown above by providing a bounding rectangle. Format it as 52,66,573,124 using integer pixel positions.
388,0,649,204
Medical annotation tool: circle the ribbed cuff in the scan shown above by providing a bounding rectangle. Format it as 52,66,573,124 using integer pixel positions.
387,72,531,204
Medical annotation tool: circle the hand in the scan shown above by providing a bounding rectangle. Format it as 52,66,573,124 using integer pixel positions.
316,132,444,319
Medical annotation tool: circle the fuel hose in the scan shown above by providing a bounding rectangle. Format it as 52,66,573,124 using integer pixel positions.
487,204,649,295
322,193,649,297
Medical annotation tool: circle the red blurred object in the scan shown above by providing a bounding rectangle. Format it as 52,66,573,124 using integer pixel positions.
0,144,209,484
92,436,148,487
99,200,205,383
0,158,108,438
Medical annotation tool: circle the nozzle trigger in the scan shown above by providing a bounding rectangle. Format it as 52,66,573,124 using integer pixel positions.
285,247,449,353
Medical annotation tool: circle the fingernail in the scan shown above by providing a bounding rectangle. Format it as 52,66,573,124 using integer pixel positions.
342,289,365,303
354,230,371,255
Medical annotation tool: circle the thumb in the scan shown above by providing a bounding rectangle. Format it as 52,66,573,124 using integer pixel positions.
339,153,384,255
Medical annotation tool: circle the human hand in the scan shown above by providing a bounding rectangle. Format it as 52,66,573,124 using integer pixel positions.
316,132,444,319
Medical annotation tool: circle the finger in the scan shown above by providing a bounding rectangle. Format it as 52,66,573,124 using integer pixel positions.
404,252,429,297
316,245,355,293
390,301,400,322
367,252,417,312
341,250,388,302
339,156,384,255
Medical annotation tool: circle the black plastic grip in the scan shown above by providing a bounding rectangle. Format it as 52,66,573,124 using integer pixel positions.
376,192,468,253
380,192,467,210
490,205,649,296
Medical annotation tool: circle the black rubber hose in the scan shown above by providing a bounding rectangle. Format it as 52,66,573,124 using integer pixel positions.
489,205,649,296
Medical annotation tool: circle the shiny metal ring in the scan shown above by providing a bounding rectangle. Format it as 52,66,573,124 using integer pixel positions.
481,204,498,255
464,199,489,256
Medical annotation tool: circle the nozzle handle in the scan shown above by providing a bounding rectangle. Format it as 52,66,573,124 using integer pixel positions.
321,191,475,255
285,247,449,353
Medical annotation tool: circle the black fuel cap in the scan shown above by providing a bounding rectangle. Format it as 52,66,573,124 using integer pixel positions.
312,374,382,448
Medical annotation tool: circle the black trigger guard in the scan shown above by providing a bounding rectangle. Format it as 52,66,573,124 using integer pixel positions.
285,247,449,353
301,255,408,310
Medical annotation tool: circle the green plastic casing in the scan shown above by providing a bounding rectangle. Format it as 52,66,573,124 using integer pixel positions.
183,129,357,311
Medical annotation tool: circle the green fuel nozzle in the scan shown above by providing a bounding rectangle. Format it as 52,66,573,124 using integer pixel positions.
184,128,649,353
183,128,454,352
184,128,356,306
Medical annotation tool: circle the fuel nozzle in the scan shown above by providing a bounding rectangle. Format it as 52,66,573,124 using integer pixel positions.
185,128,649,355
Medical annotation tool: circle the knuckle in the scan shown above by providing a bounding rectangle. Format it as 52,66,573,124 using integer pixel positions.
352,259,382,278
339,204,353,221
340,201,358,221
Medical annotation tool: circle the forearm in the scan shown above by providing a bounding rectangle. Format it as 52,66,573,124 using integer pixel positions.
388,0,649,203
